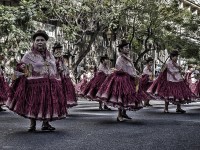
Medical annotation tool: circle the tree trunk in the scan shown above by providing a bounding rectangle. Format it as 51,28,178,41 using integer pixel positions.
72,29,100,73
134,49,151,72
134,34,151,71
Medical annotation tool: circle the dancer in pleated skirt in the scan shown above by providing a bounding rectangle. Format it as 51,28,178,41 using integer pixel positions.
192,70,200,97
184,65,195,91
0,56,9,111
82,54,111,110
97,40,150,122
52,42,77,108
6,30,68,131
75,72,88,96
148,50,196,113
184,65,193,84
140,57,154,107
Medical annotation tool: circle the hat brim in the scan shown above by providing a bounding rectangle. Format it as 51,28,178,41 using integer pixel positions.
146,59,154,62
170,50,180,56
170,53,179,56
117,43,129,48
100,56,110,60
32,33,49,41
53,46,63,49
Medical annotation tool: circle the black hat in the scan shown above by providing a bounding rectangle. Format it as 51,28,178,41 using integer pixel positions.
117,39,129,48
146,57,154,63
170,50,179,57
100,54,109,59
0,55,4,60
32,30,49,41
188,65,193,69
100,54,109,62
52,42,63,49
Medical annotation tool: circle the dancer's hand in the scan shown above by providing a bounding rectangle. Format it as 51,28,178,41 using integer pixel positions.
110,68,117,73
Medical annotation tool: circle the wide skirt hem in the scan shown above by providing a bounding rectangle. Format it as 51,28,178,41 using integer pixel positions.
7,77,68,120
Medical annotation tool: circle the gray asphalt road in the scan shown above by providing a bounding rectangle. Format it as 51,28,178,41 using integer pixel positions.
0,99,200,150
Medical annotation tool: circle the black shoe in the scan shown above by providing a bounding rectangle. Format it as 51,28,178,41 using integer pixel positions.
0,108,6,112
176,109,186,114
144,103,152,107
146,103,152,107
99,107,103,110
122,114,132,120
104,105,111,111
28,126,36,132
41,125,56,131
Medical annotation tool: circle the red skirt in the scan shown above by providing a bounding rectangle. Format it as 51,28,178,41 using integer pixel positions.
148,69,196,104
0,76,9,105
61,76,77,108
7,76,68,120
82,71,107,100
140,74,153,91
96,71,148,110
75,78,88,96
193,80,200,97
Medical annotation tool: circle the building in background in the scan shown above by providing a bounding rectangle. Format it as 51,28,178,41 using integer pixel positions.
180,0,200,15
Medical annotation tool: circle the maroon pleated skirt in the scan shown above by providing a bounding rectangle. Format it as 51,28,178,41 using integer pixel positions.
75,78,88,96
61,76,77,108
193,80,200,97
148,69,196,104
7,76,68,120
140,74,153,91
82,71,107,100
0,76,9,105
96,71,148,110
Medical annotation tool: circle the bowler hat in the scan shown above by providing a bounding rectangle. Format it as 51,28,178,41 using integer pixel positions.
100,54,109,59
52,42,63,49
170,50,179,57
117,39,129,48
100,54,109,62
146,57,154,63
32,30,49,41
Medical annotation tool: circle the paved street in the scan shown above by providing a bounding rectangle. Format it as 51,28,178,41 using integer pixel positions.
0,99,200,150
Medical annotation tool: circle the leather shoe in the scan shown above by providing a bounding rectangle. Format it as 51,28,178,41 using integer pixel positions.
144,103,152,107
122,114,132,119
176,109,186,114
0,108,6,112
41,125,56,131
28,126,36,132
104,105,111,110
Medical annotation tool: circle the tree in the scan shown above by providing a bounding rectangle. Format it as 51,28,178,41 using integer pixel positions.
0,3,36,68
114,0,200,70
1,0,199,72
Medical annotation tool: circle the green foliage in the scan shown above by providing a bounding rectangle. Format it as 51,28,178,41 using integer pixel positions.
0,3,36,56
0,0,199,67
